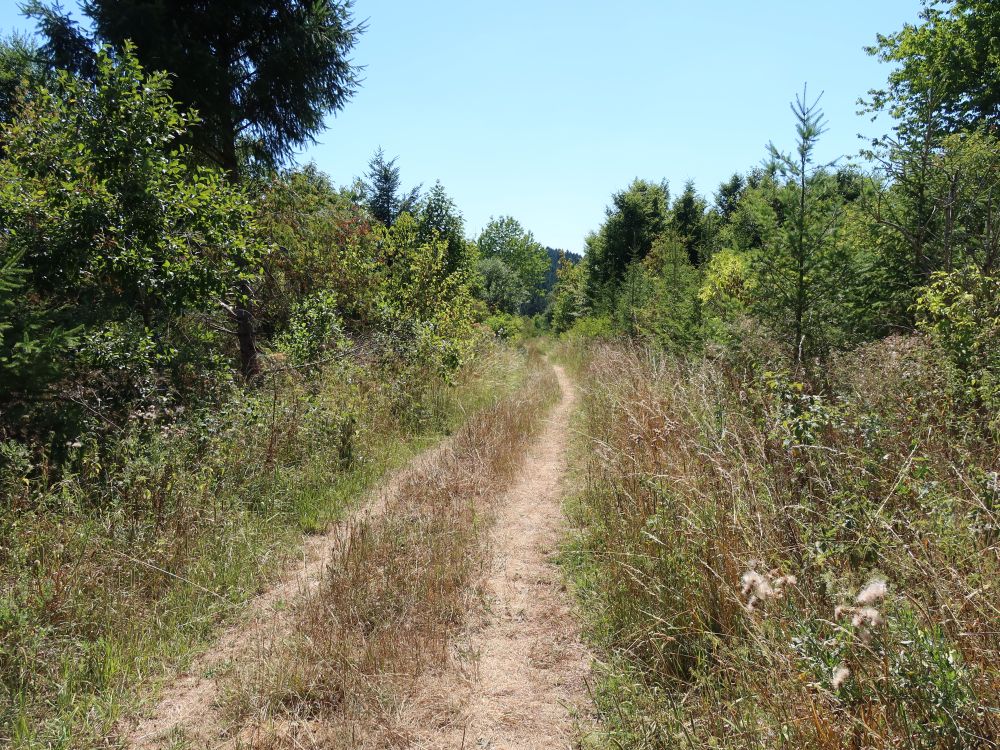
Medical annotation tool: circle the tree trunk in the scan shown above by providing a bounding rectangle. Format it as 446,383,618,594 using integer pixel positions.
220,132,260,379
235,292,260,378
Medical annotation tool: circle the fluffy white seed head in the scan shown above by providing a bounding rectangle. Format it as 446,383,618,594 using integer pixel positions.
741,570,762,596
852,606,885,629
741,570,774,601
832,665,851,690
856,579,888,606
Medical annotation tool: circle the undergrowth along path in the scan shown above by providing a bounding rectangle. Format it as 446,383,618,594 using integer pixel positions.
404,363,593,749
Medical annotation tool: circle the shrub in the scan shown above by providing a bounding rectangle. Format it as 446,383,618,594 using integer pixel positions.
276,290,347,370
0,45,261,442
917,268,1000,426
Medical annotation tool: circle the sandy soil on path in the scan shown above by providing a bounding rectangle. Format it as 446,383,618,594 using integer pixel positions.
400,364,593,750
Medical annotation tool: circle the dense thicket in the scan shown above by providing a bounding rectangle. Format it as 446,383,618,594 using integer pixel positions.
0,4,510,453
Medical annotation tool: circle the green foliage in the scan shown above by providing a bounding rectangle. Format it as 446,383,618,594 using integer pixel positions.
482,312,524,340
276,291,347,370
641,234,702,349
0,249,78,397
379,213,479,376
714,172,746,220
570,179,705,349
599,236,702,349
564,315,614,341
257,165,380,330
610,262,655,338
859,3,1000,338
20,0,95,78
477,255,528,315
585,179,670,309
0,34,46,122
549,253,587,334
698,246,755,342
917,268,1000,419
864,0,1000,136
477,215,551,309
0,45,261,439
0,4,522,746
929,129,1000,275
64,0,365,174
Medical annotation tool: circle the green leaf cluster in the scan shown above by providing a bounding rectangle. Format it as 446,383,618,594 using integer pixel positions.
0,45,262,439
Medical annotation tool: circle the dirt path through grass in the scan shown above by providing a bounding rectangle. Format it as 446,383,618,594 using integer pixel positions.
125,362,593,749
123,441,454,749
402,363,593,749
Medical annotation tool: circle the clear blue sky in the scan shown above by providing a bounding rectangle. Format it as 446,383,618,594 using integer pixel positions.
0,1,921,253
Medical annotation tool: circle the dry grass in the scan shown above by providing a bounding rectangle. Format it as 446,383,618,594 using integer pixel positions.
215,350,561,748
562,337,999,749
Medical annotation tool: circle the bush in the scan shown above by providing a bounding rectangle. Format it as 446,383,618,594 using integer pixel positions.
0,45,261,443
276,290,347,370
917,268,1000,425
564,315,614,341
483,312,524,340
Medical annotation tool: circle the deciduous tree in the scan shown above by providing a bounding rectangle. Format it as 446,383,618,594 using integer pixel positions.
477,216,549,310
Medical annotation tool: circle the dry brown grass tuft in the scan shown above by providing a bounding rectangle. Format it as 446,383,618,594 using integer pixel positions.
564,337,999,749
218,355,561,748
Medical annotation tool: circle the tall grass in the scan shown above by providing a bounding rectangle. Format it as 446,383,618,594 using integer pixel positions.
0,342,527,748
218,349,561,748
563,337,999,749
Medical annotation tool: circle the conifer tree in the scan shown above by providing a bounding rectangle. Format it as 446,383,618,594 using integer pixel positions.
752,88,849,365
363,148,420,227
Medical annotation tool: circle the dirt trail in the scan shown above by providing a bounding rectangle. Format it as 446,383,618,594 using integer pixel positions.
401,364,593,749
125,363,593,749
123,442,452,749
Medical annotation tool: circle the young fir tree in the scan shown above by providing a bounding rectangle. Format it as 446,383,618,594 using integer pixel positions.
751,88,850,366
418,181,470,276
363,147,421,227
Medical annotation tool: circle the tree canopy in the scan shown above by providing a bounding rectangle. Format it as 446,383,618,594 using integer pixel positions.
27,0,365,176
477,216,550,312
